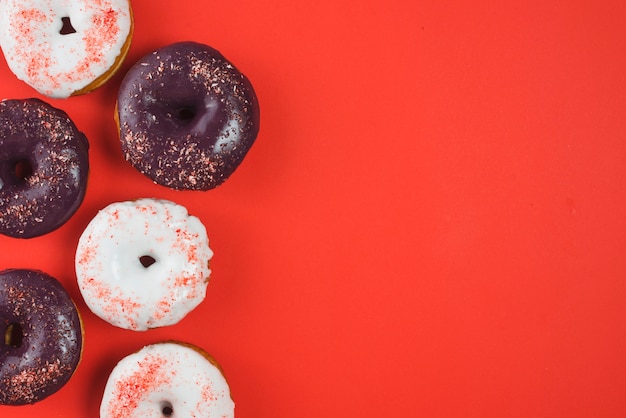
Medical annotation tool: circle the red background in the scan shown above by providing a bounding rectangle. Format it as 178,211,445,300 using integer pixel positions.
2,0,626,416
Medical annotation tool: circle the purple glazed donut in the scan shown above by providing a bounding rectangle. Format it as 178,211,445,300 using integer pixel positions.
0,269,83,405
116,41,260,190
0,99,89,238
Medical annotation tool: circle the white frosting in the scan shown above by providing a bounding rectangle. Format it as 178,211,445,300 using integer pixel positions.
75,199,213,331
100,342,235,418
0,0,132,98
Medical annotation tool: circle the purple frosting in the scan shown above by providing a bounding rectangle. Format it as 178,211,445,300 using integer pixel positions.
0,99,89,238
0,269,83,405
117,41,260,190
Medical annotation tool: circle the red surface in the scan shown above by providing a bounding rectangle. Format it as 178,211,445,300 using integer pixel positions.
1,0,626,417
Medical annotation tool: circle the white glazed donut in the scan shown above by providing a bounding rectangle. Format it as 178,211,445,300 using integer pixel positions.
0,0,133,98
75,199,213,331
100,342,234,418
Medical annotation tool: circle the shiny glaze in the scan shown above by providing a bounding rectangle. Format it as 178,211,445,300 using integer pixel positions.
75,199,213,331
117,41,260,190
0,0,133,98
0,99,89,238
101,342,234,418
0,269,83,405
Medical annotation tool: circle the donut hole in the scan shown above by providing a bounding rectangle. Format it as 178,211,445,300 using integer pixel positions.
12,158,34,182
139,255,157,268
60,16,77,35
4,323,23,348
160,401,174,417
177,106,196,122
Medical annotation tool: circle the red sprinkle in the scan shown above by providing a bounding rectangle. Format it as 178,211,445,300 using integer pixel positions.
109,354,171,418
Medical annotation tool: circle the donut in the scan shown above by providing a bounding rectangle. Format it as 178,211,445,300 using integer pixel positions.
0,269,83,405
116,41,260,191
0,0,134,98
0,98,89,239
101,341,234,418
75,198,213,331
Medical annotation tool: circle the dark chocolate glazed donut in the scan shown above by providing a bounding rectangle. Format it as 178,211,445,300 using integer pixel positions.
117,41,260,190
0,269,83,405
0,99,89,238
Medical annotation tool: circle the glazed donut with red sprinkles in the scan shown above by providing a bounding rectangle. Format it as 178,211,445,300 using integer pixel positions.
117,41,260,190
0,269,83,405
101,341,234,418
0,0,134,98
75,198,213,331
0,98,89,238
